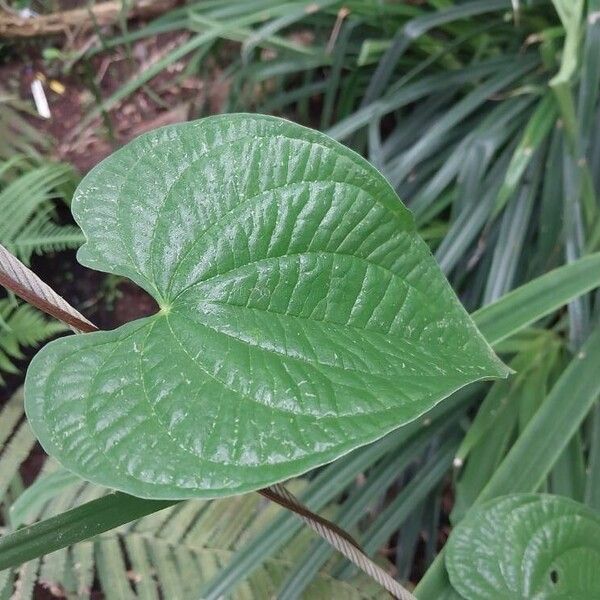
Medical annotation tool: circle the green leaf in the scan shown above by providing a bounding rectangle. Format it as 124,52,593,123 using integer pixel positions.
446,494,600,599
0,382,475,584
24,114,507,500
472,253,600,345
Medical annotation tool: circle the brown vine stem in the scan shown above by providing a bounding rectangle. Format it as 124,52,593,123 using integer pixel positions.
0,243,415,600
0,245,97,333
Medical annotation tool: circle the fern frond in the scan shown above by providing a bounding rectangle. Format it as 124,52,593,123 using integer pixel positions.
0,156,81,382
0,422,36,512
0,391,36,518
0,300,67,383
0,158,81,265
7,473,385,599
13,560,39,600
12,219,85,265
0,391,25,451
0,155,31,181
70,541,95,598
0,352,20,380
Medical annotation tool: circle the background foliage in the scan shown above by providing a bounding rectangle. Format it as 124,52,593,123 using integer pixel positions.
0,0,599,597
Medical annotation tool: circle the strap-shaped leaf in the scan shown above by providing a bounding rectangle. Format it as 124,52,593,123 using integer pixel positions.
446,494,600,599
24,114,508,499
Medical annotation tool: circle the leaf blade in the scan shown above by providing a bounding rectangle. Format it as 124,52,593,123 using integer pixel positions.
25,114,507,500
446,494,600,599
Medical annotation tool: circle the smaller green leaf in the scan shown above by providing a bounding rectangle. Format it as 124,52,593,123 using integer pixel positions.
446,494,600,600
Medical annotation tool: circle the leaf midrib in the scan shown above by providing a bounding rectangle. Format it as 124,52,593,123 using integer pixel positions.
170,302,458,380
170,248,447,332
164,313,417,421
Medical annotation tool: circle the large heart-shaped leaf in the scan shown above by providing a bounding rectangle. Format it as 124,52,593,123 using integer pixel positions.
24,114,508,499
446,493,600,599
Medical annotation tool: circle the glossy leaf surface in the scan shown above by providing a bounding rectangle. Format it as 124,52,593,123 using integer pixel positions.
446,494,600,599
25,114,507,499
